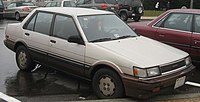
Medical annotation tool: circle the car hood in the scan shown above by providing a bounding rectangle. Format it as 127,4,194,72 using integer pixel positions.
129,21,150,27
95,36,188,68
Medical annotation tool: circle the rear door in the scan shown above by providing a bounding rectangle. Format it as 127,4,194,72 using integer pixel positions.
23,11,54,64
48,14,85,77
191,14,200,61
156,13,193,54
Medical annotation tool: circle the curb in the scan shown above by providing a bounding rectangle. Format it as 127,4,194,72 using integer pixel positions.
141,16,157,20
70,92,200,102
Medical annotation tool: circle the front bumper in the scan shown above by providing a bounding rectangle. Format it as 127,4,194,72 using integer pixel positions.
121,64,195,99
127,11,143,17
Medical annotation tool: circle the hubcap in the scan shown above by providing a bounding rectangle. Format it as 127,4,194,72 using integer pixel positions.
99,76,115,96
16,13,19,20
18,51,27,68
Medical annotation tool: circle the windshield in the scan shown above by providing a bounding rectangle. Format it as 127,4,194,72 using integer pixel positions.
78,15,138,42
63,1,76,7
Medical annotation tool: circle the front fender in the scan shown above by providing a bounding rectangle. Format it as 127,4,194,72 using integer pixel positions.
85,60,124,79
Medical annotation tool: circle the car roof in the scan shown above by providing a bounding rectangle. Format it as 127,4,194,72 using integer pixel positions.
169,9,200,14
35,7,114,16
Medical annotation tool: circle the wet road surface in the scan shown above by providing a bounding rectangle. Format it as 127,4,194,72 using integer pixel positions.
0,19,200,102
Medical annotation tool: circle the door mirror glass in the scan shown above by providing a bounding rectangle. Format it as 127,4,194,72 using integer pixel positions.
68,35,83,44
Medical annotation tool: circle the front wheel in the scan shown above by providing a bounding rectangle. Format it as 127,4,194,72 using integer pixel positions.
16,46,35,72
92,68,125,99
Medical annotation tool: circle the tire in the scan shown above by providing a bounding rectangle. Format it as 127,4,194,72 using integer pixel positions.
133,16,141,22
92,68,125,99
15,12,21,21
120,12,128,21
16,46,35,72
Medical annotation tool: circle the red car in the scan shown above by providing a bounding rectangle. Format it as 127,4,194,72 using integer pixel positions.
129,9,200,62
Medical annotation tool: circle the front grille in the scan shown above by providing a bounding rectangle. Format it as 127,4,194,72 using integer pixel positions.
160,60,186,73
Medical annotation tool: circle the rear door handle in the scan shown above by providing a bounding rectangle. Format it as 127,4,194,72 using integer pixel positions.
25,33,30,36
50,40,56,43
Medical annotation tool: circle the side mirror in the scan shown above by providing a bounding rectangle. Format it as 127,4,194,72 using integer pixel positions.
68,35,84,45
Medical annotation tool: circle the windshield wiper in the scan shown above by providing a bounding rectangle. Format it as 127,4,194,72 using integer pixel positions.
90,38,112,42
113,35,136,40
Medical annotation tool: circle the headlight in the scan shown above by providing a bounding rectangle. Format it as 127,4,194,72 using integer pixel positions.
185,57,191,65
147,67,160,77
133,67,160,78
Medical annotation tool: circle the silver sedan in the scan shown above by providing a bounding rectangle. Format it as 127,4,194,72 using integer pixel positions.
3,2,37,21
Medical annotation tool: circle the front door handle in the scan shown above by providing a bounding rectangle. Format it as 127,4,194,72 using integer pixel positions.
50,40,56,43
25,33,30,36
194,40,200,44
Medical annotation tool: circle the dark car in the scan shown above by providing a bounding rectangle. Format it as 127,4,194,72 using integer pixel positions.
117,0,144,21
0,0,4,19
76,0,118,15
129,9,200,62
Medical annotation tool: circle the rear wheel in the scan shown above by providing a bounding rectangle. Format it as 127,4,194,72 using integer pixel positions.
120,12,128,21
92,68,125,98
16,46,35,72
15,12,21,21
133,16,141,22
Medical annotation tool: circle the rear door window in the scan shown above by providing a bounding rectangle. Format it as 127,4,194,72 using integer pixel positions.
26,14,37,31
34,12,54,35
7,3,16,8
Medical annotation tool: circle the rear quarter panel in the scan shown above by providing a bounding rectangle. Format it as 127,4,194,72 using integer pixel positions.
5,23,23,45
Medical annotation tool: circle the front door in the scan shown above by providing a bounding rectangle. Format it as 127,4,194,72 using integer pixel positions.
191,15,200,61
156,13,193,54
48,14,85,77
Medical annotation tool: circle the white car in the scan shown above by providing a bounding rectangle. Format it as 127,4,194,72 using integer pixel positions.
4,7,195,99
45,0,76,7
